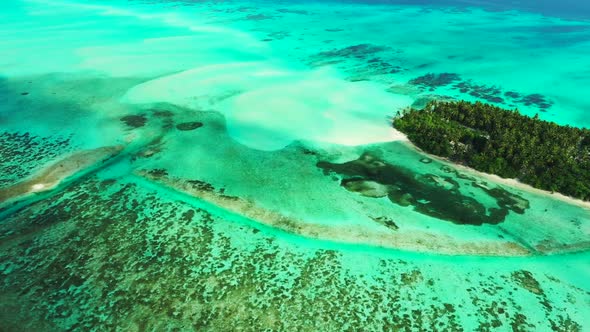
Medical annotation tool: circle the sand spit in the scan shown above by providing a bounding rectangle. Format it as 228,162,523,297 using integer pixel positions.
0,146,123,203
138,170,532,256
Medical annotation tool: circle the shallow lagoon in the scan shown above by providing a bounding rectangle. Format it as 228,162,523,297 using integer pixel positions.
1,0,589,330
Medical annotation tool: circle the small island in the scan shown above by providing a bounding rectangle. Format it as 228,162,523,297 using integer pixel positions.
393,100,590,201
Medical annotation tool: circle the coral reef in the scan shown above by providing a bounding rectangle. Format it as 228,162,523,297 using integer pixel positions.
317,152,529,225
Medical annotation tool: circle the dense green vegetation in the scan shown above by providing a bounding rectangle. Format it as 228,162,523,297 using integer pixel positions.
393,101,590,200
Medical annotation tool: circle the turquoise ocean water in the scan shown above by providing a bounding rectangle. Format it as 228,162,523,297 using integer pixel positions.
1,0,589,330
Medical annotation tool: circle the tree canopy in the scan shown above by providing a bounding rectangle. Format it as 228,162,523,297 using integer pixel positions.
393,100,590,201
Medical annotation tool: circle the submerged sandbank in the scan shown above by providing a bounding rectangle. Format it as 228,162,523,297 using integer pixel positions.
123,64,412,151
119,104,588,257
138,170,534,256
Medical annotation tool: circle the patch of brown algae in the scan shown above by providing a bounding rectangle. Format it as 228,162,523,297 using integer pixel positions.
138,170,532,256
0,146,123,203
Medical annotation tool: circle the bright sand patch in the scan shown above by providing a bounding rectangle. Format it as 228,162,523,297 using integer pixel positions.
123,64,411,150
0,146,123,203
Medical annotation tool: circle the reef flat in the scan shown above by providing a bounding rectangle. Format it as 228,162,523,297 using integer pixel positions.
1,0,589,330
0,174,588,331
138,169,532,256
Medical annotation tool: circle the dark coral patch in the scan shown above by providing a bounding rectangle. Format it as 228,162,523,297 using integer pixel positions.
518,93,553,110
176,121,203,131
146,168,168,178
317,44,388,59
307,43,402,81
276,8,308,15
0,131,74,187
504,91,521,99
150,109,174,118
512,270,543,295
120,114,147,128
411,73,553,111
317,152,529,225
370,216,399,230
409,73,461,90
245,14,273,20
452,81,504,103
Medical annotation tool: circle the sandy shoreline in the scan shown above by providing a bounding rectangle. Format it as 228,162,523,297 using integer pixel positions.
401,141,590,210
0,145,123,204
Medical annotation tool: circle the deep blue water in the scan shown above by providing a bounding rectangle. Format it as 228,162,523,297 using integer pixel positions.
315,0,590,20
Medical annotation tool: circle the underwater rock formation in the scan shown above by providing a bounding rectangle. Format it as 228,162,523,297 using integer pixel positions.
409,73,461,90
120,114,147,128
308,43,402,81
317,152,529,225
406,73,554,111
176,121,203,131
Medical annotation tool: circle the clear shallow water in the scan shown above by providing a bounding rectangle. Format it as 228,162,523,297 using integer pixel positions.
1,0,589,330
